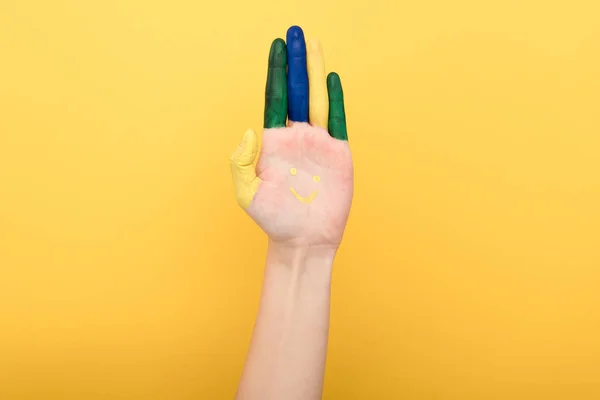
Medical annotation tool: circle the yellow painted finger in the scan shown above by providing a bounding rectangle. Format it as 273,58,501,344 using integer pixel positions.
307,39,328,129
229,129,261,209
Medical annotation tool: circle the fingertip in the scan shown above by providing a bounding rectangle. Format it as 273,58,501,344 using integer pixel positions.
327,72,344,103
307,38,322,53
269,38,287,68
287,26,307,59
234,129,257,162
243,127,255,140
286,26,306,50
271,37,286,48
247,128,259,147
327,72,341,89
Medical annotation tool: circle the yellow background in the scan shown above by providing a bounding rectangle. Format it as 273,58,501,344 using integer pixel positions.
1,0,599,398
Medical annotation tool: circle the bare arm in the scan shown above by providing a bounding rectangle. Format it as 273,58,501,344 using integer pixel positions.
235,243,335,400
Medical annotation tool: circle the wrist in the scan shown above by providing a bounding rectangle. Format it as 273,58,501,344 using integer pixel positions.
266,241,336,275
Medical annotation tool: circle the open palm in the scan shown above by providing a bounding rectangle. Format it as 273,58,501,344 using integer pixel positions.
230,27,353,247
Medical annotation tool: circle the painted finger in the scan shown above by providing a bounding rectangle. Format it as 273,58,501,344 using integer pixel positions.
230,129,261,209
286,26,309,123
327,72,348,141
264,39,288,129
307,39,328,129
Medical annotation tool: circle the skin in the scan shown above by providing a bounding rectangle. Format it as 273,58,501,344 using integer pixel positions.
289,166,319,204
231,26,353,400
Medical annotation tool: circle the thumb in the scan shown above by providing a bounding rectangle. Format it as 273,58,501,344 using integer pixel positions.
229,129,261,209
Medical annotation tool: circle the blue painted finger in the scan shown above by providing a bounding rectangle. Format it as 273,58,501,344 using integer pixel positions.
286,25,309,123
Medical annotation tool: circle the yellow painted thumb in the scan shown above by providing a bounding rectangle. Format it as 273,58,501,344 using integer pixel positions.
229,129,261,209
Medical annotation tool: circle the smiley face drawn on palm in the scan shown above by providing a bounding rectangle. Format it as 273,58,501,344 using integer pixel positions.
250,123,353,246
230,26,353,247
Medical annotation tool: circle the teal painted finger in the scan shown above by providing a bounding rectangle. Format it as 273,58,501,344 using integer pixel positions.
327,72,348,141
264,39,288,128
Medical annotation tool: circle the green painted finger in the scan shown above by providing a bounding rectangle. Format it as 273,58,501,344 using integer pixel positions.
327,72,348,141
264,39,288,128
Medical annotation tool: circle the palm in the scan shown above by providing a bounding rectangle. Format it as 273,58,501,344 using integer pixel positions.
248,124,353,246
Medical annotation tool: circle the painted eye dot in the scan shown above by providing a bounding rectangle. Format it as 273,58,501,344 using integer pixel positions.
313,176,321,183
290,168,297,176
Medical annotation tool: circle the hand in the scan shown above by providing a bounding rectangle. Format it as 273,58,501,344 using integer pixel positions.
230,26,353,248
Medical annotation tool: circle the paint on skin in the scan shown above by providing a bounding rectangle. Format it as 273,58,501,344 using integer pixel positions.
290,187,318,204
230,129,261,209
232,28,348,213
286,26,309,123
327,72,348,141
307,39,328,129
264,39,288,129
289,167,320,204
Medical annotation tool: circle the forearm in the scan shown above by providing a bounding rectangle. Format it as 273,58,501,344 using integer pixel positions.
235,242,336,400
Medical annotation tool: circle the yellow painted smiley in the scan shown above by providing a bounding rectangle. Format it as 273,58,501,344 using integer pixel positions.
289,167,320,204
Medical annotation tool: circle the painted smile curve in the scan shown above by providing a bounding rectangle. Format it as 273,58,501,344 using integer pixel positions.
290,187,318,204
